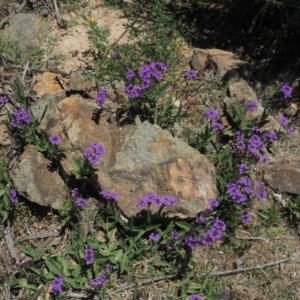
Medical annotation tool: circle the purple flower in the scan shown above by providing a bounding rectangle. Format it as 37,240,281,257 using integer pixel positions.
0,96,9,104
189,295,203,300
151,61,168,72
91,275,106,287
171,230,179,240
257,189,267,201
137,193,160,209
255,181,264,189
105,264,112,274
124,84,144,98
9,188,19,203
185,70,198,80
245,100,258,111
195,215,207,224
49,134,62,145
281,82,292,100
259,155,269,164
241,213,252,224
235,140,246,150
213,218,226,231
238,177,252,187
208,227,222,241
201,233,213,247
237,163,248,174
287,127,295,136
96,89,107,107
100,190,119,201
279,116,289,127
111,52,120,59
208,198,219,210
248,134,265,153
149,232,160,242
70,188,79,198
84,143,106,166
252,126,261,133
182,236,200,248
264,131,277,143
84,245,94,265
75,197,88,207
126,69,135,80
51,277,65,295
235,131,245,139
204,109,220,121
10,108,33,128
211,122,224,132
160,195,179,206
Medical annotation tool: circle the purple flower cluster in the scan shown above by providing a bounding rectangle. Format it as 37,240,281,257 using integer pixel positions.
245,100,258,111
227,178,266,205
287,127,295,136
70,188,88,207
51,276,65,295
182,217,226,249
211,122,224,132
203,109,221,121
126,69,135,80
281,82,292,100
124,62,168,99
10,188,19,203
0,96,9,104
10,108,33,128
247,134,265,154
279,116,289,127
105,264,112,274
91,274,106,288
137,193,179,209
263,131,277,143
241,213,252,224
259,155,269,164
111,52,120,60
84,245,94,265
208,198,219,210
96,89,107,107
84,142,106,166
49,134,62,145
185,70,198,80
149,232,160,241
171,230,179,240
100,190,119,201
189,295,203,300
237,163,248,175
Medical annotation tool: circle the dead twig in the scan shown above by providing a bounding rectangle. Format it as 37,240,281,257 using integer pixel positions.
0,245,13,273
196,257,290,277
21,61,29,86
14,231,60,245
3,226,17,261
52,0,63,28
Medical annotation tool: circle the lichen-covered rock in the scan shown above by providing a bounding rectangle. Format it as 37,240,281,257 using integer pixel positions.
10,145,67,209
264,163,300,194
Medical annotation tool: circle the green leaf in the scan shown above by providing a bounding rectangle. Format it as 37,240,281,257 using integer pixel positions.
44,258,63,275
22,246,43,261
175,221,190,231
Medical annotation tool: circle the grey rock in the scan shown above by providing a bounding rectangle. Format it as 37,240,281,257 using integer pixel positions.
0,14,50,58
10,145,67,209
264,163,300,194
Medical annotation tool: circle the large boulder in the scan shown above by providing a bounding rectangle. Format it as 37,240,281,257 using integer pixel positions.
10,93,219,218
